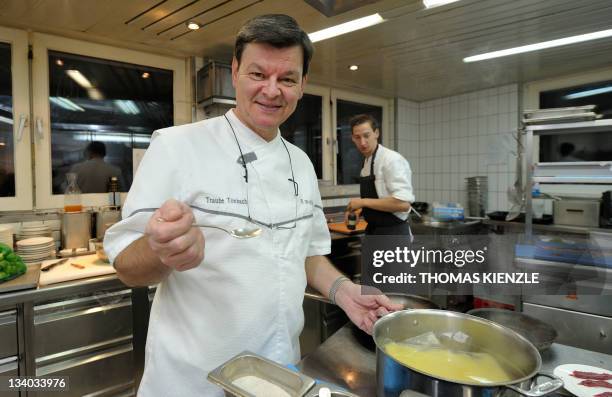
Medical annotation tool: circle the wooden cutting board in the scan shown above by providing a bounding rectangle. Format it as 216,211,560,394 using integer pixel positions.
0,264,40,294
39,254,116,286
328,220,367,235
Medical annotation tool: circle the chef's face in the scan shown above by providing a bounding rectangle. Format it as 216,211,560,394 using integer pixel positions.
232,43,306,141
351,121,379,157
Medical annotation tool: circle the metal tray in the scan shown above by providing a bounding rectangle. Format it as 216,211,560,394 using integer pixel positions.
207,351,316,397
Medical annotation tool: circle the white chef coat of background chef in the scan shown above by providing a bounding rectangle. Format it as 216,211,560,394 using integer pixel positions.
104,110,331,396
360,144,415,219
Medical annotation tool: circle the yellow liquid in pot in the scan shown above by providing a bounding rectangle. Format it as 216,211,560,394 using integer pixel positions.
384,342,521,384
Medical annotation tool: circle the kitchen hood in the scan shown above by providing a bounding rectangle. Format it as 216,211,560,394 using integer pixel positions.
196,60,235,109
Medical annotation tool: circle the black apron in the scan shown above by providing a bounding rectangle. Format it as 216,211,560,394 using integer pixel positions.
360,145,412,236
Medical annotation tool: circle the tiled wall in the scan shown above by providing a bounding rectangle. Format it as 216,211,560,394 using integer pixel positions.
397,84,520,213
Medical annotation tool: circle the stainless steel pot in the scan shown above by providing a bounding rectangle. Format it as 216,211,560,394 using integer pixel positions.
373,309,563,397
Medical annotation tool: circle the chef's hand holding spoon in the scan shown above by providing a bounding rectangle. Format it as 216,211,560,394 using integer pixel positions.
145,199,205,272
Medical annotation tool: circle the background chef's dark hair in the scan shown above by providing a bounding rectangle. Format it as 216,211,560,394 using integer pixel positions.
234,14,314,76
349,114,380,132
85,141,106,158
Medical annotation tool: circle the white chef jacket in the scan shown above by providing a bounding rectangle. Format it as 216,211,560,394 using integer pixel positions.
360,144,415,220
104,110,331,397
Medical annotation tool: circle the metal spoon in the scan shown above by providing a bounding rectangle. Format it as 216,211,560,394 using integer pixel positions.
156,217,262,239
193,223,262,239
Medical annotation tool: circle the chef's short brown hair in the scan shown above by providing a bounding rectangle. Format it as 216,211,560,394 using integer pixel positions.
234,14,314,76
350,114,379,133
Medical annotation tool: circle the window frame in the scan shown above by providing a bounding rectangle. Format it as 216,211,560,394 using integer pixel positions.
31,33,188,210
331,88,393,185
300,83,332,182
0,26,33,211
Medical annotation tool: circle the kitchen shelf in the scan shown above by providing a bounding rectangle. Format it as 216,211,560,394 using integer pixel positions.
523,118,612,240
532,176,612,184
526,119,612,135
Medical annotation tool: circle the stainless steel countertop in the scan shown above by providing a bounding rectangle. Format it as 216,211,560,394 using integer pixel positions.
0,273,124,306
483,219,612,235
298,324,612,397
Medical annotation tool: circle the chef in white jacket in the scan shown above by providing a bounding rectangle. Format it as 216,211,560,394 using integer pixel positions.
104,14,401,397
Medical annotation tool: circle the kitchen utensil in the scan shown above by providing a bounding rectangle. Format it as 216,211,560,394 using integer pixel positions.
207,351,315,397
553,364,612,397
155,217,261,239
467,308,557,351
41,258,69,272
95,206,121,239
373,309,564,397
61,210,91,249
90,238,109,262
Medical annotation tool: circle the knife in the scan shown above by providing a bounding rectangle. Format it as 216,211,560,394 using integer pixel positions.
41,258,69,272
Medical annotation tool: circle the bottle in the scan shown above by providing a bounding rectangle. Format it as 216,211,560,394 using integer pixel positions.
108,176,120,208
347,212,357,230
64,173,83,212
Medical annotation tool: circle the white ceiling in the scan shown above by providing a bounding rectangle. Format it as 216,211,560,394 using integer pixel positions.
1,0,612,100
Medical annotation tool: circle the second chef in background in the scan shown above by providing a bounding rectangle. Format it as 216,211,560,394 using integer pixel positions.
346,114,415,236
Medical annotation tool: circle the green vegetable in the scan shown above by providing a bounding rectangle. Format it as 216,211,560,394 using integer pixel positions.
0,244,28,281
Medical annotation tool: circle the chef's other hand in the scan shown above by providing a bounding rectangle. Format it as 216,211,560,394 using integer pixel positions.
145,199,205,272
335,282,403,335
346,198,364,213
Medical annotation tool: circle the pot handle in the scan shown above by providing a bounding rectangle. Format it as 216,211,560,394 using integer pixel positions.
504,373,564,397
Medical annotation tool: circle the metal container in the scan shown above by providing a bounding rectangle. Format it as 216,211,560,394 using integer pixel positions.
554,199,600,227
95,206,121,239
61,211,91,249
373,309,563,397
208,351,315,397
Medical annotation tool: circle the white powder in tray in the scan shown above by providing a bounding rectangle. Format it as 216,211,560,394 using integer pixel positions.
231,375,291,397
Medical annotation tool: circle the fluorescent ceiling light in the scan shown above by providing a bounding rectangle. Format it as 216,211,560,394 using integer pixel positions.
75,134,150,144
464,28,612,63
349,65,359,71
50,97,85,112
0,115,13,125
115,100,140,115
564,86,612,99
423,0,460,9
66,70,93,89
309,14,384,43
87,88,104,100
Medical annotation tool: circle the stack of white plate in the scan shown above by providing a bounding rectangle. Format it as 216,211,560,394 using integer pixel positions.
17,223,52,241
16,237,56,265
0,225,13,247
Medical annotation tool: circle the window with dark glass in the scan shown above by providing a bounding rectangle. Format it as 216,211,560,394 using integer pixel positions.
336,99,383,185
539,80,612,162
280,93,323,178
0,42,15,197
48,51,173,194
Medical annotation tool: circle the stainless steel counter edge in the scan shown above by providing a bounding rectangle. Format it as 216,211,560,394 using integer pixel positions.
0,274,125,306
484,219,612,235
0,274,332,307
